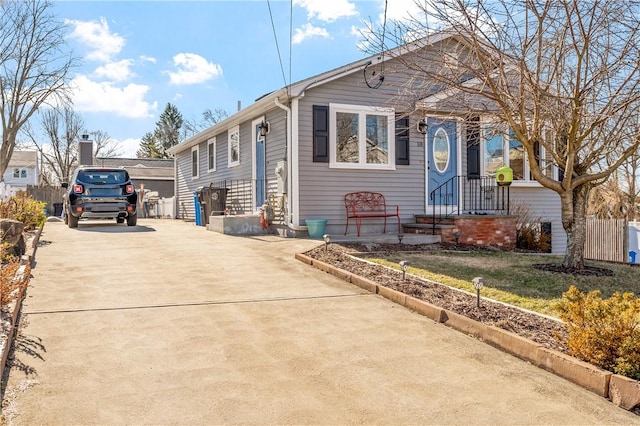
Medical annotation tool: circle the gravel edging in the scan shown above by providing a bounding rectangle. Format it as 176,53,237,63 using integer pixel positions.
0,223,43,382
295,251,640,413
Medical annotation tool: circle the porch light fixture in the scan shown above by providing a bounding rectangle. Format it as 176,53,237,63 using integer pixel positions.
417,118,427,135
323,234,331,252
259,120,270,137
399,260,410,280
472,276,485,308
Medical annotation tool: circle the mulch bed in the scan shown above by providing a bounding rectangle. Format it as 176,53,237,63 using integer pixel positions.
305,242,569,353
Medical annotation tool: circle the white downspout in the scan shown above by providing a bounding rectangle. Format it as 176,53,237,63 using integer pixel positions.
274,97,294,227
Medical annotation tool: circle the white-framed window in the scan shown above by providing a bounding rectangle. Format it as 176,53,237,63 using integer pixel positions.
207,137,216,173
13,168,27,179
482,125,544,184
329,103,395,170
191,146,199,179
228,125,240,167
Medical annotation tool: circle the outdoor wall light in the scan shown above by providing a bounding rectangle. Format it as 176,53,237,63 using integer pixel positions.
259,120,270,137
323,234,331,252
417,118,427,135
399,260,410,280
472,276,485,308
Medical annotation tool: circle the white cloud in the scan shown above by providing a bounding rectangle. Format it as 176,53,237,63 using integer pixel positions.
66,18,125,62
94,59,135,82
70,75,156,118
384,0,425,24
114,138,141,158
293,0,357,23
139,55,157,64
292,23,330,45
165,53,223,85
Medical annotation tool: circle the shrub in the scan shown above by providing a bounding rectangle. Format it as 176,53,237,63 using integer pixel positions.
557,285,640,380
0,194,46,230
0,258,30,305
511,203,551,252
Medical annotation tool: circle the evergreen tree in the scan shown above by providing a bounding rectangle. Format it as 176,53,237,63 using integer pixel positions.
136,132,162,158
137,103,184,158
156,103,183,157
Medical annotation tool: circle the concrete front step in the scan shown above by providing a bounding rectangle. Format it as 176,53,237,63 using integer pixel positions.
403,223,455,235
414,214,456,226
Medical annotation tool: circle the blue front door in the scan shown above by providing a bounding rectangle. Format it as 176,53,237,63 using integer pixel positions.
255,124,266,207
427,118,458,206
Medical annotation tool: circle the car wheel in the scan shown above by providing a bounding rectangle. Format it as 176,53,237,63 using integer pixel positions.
116,217,125,224
68,213,79,229
127,213,137,227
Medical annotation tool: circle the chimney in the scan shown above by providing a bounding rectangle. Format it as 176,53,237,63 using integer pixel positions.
237,100,241,112
79,133,93,165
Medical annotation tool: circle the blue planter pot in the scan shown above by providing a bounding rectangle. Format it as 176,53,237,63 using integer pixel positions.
305,218,328,239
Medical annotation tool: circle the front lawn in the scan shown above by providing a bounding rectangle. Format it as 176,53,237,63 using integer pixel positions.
363,250,640,317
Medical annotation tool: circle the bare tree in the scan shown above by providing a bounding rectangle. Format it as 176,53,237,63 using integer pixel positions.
92,130,122,159
589,151,640,220
24,108,122,184
364,0,640,269
183,108,228,139
23,107,83,184
0,0,76,179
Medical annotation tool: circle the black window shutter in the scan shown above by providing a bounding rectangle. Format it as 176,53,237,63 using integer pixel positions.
313,105,329,163
466,116,481,179
395,115,410,165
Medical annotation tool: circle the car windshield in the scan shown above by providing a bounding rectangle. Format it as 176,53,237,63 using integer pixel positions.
77,170,128,185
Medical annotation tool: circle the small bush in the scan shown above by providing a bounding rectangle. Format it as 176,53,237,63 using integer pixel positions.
512,203,551,252
557,285,640,380
0,258,30,305
0,194,46,230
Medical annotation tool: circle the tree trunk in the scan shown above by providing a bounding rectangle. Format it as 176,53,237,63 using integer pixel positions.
561,184,590,269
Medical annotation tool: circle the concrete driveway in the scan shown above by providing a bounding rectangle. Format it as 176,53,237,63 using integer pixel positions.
2,219,638,425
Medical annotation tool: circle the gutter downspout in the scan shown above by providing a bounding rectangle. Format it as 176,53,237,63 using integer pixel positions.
274,97,294,227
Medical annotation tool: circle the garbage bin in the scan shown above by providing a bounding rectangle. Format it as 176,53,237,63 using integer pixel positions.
630,250,637,264
210,187,229,215
53,203,63,217
193,189,203,226
199,186,212,225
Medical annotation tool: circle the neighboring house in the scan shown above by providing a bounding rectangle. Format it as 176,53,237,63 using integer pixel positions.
93,157,175,198
167,32,566,254
3,150,39,190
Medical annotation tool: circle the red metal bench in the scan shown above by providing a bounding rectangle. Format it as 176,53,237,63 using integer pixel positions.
344,192,401,236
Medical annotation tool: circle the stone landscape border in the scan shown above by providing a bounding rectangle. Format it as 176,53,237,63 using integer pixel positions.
0,224,42,382
295,251,640,413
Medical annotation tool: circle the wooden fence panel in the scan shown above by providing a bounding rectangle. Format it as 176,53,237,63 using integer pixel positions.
26,185,66,215
585,218,628,263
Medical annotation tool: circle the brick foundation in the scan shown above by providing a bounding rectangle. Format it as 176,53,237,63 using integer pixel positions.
441,215,517,249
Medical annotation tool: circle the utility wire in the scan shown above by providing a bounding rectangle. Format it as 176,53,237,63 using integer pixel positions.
267,0,288,88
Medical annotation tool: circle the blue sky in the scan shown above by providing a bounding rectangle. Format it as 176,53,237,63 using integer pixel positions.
50,0,422,157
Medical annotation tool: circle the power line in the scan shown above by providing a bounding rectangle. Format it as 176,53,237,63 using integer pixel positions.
267,0,288,88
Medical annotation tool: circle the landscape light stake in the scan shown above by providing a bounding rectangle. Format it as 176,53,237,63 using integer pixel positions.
323,234,331,253
398,232,404,244
453,229,461,245
473,277,484,308
399,260,410,280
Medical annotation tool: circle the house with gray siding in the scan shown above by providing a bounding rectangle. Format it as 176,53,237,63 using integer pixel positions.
167,32,567,254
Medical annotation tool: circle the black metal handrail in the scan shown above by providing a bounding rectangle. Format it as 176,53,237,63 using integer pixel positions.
430,175,510,233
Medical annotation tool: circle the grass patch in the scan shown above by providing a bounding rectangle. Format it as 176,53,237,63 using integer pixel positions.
364,251,640,317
